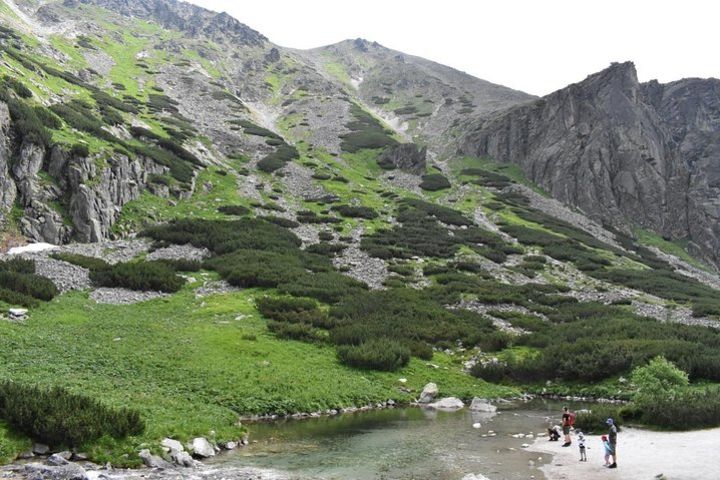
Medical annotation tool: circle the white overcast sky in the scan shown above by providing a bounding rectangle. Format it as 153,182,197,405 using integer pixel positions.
187,0,718,96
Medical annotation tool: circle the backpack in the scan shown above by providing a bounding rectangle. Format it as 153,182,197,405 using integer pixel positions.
568,412,576,427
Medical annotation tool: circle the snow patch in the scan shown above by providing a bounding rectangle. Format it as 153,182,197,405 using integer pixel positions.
7,243,58,255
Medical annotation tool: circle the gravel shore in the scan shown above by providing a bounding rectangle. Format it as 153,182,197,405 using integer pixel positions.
529,426,720,480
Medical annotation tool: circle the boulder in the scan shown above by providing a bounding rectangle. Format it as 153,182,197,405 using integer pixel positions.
160,438,184,453
169,449,195,468
24,462,88,480
418,382,438,404
8,308,28,319
462,474,491,480
469,398,497,413
188,437,215,458
46,454,70,466
19,450,36,459
32,443,50,455
138,449,172,469
427,397,464,410
56,452,73,461
222,441,238,450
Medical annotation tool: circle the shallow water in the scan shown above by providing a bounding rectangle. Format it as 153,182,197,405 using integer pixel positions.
209,399,589,480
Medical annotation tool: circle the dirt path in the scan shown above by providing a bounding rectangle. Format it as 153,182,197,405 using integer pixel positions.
529,426,720,480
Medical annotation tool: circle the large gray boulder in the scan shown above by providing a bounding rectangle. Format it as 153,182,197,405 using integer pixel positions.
469,398,497,413
188,437,216,458
418,382,439,404
160,438,184,453
427,397,464,410
46,454,70,466
24,462,88,480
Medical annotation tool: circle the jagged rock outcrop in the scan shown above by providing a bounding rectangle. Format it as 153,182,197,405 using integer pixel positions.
461,62,720,267
0,102,17,214
71,0,267,46
377,143,427,173
0,100,168,244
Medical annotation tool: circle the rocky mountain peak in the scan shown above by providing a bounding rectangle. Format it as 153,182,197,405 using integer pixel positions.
73,0,267,46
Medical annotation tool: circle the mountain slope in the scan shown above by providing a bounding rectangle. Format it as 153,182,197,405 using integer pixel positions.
295,38,534,153
460,62,720,268
1,0,720,469
0,0,536,245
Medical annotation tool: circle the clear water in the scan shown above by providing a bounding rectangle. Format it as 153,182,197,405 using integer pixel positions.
209,399,589,480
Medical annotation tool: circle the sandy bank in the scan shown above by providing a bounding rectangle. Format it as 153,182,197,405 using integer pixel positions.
529,426,720,479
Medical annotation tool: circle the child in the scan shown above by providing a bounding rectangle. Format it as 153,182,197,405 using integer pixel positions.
602,435,611,466
547,425,561,441
577,431,587,461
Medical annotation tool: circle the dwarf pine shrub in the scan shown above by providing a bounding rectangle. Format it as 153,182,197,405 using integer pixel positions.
0,381,144,447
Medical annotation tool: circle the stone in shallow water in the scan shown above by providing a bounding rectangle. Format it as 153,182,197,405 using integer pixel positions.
24,461,88,480
469,398,497,413
189,437,215,458
139,449,172,469
426,397,464,410
170,450,195,468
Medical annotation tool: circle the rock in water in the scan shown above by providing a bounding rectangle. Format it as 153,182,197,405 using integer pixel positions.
427,397,464,410
170,450,195,468
24,462,88,480
469,398,498,413
462,474,491,480
189,437,215,458
418,382,439,403
46,454,70,466
139,449,172,469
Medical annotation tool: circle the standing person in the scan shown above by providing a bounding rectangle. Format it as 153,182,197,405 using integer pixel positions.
561,406,574,446
577,431,587,461
606,418,618,468
601,435,612,466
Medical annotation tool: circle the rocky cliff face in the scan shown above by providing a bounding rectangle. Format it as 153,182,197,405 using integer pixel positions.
0,100,168,244
460,62,720,267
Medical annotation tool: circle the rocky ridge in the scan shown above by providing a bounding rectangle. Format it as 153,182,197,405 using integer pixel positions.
461,62,720,268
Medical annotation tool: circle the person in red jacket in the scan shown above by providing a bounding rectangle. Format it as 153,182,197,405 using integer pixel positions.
561,406,574,447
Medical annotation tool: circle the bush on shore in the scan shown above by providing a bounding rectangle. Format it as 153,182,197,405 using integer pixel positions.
0,381,144,447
